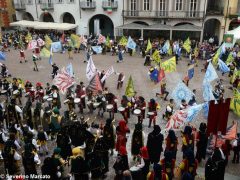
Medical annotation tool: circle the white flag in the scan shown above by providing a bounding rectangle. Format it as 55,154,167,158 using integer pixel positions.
101,66,114,83
86,56,96,81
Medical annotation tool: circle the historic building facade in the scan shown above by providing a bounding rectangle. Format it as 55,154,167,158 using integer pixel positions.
0,0,16,29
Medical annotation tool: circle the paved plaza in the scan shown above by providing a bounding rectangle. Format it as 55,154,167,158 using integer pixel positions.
0,49,239,180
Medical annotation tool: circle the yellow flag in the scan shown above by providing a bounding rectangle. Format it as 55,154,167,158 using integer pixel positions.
183,37,191,53
152,50,161,64
230,89,240,117
167,46,172,56
194,47,199,57
226,52,234,65
161,56,176,72
146,39,152,52
105,36,111,48
40,47,51,58
25,32,32,43
119,36,128,46
231,69,240,84
70,34,80,48
125,76,135,97
212,48,220,66
44,35,52,50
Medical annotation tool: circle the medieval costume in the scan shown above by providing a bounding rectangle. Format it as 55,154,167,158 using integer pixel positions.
135,96,146,124
120,95,131,122
163,99,174,120
32,53,38,71
147,125,164,164
160,151,176,180
131,123,144,161
115,120,130,152
146,163,168,180
37,126,48,156
35,82,44,102
103,118,116,155
52,63,59,79
180,99,188,110
147,99,160,128
182,126,194,158
49,108,62,138
232,133,240,163
195,123,207,163
165,129,178,159
113,146,129,179
19,49,27,63
56,128,72,160
116,72,125,89
140,146,150,179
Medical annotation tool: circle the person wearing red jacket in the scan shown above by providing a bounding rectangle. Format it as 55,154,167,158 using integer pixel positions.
115,120,130,153
147,99,160,128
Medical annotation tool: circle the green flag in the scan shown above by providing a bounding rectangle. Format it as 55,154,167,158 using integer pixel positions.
183,37,191,53
125,76,135,97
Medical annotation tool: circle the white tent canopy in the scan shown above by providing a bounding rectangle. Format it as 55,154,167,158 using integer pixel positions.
10,20,78,31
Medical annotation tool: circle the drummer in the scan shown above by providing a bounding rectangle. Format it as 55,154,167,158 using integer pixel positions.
75,84,86,113
86,90,94,113
12,78,22,105
35,82,44,103
148,98,160,128
135,96,146,124
120,95,131,122
95,90,106,117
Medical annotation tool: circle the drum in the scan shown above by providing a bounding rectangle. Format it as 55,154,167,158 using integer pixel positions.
43,95,49,101
13,90,19,95
86,101,92,106
106,104,113,112
114,99,118,103
15,105,22,113
134,109,141,116
118,107,125,112
93,102,100,108
64,99,70,104
147,112,155,116
47,97,53,102
130,166,142,179
74,98,80,104
1,90,7,95
81,95,86,98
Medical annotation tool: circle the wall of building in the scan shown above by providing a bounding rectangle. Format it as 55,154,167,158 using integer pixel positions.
0,0,16,28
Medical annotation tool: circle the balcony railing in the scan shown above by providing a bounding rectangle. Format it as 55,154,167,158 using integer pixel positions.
206,7,224,15
14,3,26,11
123,10,205,19
102,1,118,9
80,1,96,9
26,0,33,5
40,3,54,10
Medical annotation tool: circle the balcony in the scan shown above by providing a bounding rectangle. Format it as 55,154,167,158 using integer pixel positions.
123,10,205,19
80,1,96,10
14,3,26,11
40,3,54,10
102,1,118,9
206,7,224,15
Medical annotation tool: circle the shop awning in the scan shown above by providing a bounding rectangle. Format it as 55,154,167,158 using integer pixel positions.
145,24,172,30
116,23,148,30
10,20,78,30
172,24,202,31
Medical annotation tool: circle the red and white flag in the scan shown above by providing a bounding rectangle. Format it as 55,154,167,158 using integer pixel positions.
27,40,37,50
53,68,75,94
222,122,238,140
98,34,106,44
37,38,45,47
165,110,187,130
101,66,114,83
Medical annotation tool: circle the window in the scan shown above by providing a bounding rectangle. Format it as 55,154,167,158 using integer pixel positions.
175,0,182,11
143,0,150,11
159,0,166,16
58,0,63,3
69,0,74,3
189,0,197,17
87,0,92,6
130,0,137,16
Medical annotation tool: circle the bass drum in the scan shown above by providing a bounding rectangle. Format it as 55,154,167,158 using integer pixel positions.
130,166,143,180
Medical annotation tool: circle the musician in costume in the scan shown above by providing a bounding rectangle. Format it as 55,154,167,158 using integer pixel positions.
113,146,129,179
140,146,151,179
115,120,130,153
146,163,168,180
135,96,146,124
70,147,90,180
86,90,94,113
52,63,59,79
163,99,174,120
180,99,188,110
105,92,118,116
182,126,194,158
32,51,39,71
103,118,116,155
75,84,86,113
95,90,106,117
195,123,208,163
12,78,22,105
49,108,62,139
56,127,72,160
51,147,67,179
131,123,144,161
116,72,125,89
160,151,176,180
35,46,41,60
19,49,27,63
156,80,169,101
165,129,178,159
37,125,48,156
147,98,160,128
120,95,131,122
35,82,44,102
51,85,61,109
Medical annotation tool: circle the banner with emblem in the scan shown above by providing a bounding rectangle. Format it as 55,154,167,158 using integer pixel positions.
119,36,128,46
203,62,218,83
230,88,240,117
127,36,136,50
37,38,45,47
98,34,106,44
51,42,62,53
86,56,96,81
161,56,176,73
101,66,114,83
27,40,37,50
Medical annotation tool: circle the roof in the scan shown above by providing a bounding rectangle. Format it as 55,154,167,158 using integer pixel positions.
172,24,202,31
116,23,148,29
10,20,78,31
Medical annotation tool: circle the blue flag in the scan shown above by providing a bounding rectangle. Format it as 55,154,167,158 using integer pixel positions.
204,62,218,83
51,42,62,53
92,46,102,54
127,36,136,50
161,40,170,54
186,103,204,122
188,64,195,79
218,59,230,73
66,63,74,77
0,51,6,61
150,69,159,83
202,82,215,101
171,82,194,106
49,47,53,65
203,102,209,119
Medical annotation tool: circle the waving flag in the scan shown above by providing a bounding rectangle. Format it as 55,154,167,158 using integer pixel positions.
70,34,80,48
87,74,103,95
202,82,215,102
218,59,230,73
171,82,194,106
161,56,176,72
203,62,218,83
25,32,32,42
185,103,205,122
0,51,6,61
40,47,51,58
167,46,172,56
119,36,128,46
44,35,52,49
222,122,238,140
161,40,170,54
212,43,225,65
203,102,209,119
98,34,106,44
231,69,240,84
146,39,152,52
183,37,191,53
165,110,187,130
127,36,136,50
105,36,111,48
152,50,161,64
230,88,240,117
51,42,62,53
226,52,234,65
101,66,114,83
27,40,37,50
92,46,102,54
150,69,159,83
53,68,75,94
188,64,195,79
125,76,135,97
49,47,53,65
66,63,74,77
86,56,96,81
37,38,45,47
158,69,165,82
